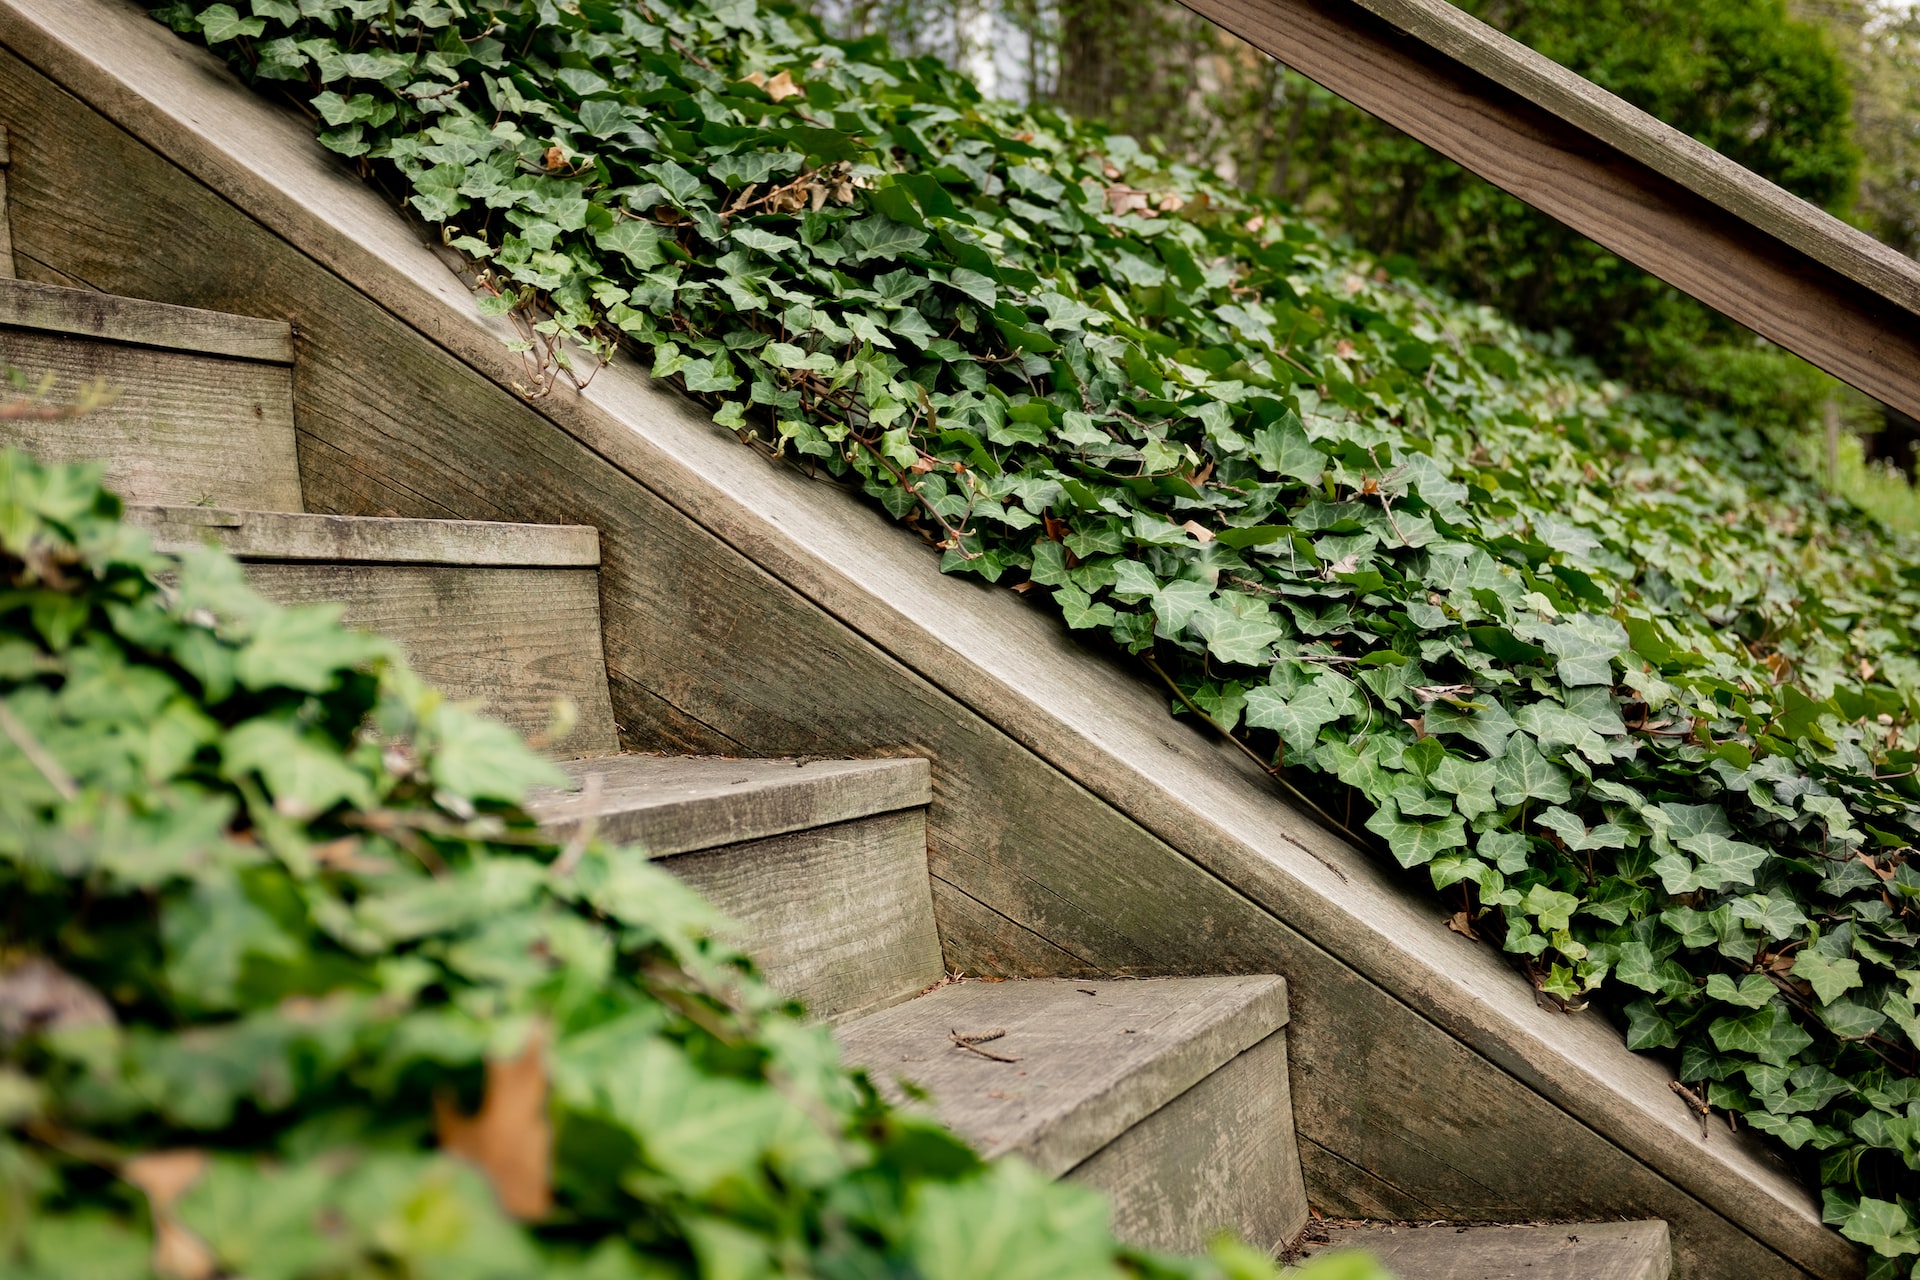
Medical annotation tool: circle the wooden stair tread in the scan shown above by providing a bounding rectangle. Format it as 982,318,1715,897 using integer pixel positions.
835,976,1288,1178
1307,1221,1671,1280
527,754,930,855
0,275,291,362
128,506,600,566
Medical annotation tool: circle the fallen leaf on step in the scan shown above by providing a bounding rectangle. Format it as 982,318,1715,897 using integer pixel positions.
1445,911,1479,940
435,1023,552,1220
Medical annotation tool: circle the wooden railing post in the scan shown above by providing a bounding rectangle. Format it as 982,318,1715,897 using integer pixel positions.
1175,0,1920,423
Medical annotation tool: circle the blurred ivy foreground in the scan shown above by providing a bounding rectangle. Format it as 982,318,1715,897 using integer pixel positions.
0,447,1385,1278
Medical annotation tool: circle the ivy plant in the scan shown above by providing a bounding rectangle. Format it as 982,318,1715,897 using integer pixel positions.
151,0,1920,1266
1,446,1367,1278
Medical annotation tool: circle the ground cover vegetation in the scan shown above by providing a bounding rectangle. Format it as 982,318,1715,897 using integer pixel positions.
152,0,1920,1266
0,445,1369,1278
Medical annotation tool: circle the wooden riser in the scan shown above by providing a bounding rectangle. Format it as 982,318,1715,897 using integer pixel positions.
245,562,616,757
131,506,618,758
529,755,942,1021
0,278,300,510
836,976,1305,1254
668,812,943,1022
1069,1028,1306,1254
1301,1220,1673,1279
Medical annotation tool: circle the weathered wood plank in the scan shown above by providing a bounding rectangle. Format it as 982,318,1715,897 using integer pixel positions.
0,325,302,510
1069,1029,1308,1255
241,563,617,757
129,505,600,566
0,127,14,279
1173,0,1920,423
13,249,90,290
837,977,1289,1177
1305,1219,1672,1280
663,810,944,1022
529,754,931,855
0,24,1851,1277
0,275,290,361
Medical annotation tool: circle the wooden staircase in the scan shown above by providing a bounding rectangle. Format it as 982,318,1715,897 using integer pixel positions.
0,258,1678,1277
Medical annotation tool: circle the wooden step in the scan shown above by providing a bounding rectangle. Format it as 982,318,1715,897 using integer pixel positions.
1298,1220,1671,1279
131,506,616,757
836,976,1306,1255
0,278,301,510
528,754,941,1021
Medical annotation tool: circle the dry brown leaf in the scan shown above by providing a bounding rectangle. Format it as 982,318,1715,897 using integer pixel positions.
1180,520,1215,544
764,69,802,101
435,1024,552,1220
543,145,567,171
0,956,115,1041
124,1150,216,1280
1445,911,1480,940
740,70,767,88
1104,185,1154,218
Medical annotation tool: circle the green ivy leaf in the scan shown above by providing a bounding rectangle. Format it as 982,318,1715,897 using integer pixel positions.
1793,951,1864,1005
1839,1199,1920,1258
1709,1003,1815,1068
1490,735,1570,806
198,2,265,40
234,607,389,693
1364,796,1467,868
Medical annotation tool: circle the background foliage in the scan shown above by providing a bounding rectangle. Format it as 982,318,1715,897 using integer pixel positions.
1,446,1367,1278
818,0,1920,479
149,0,1920,1269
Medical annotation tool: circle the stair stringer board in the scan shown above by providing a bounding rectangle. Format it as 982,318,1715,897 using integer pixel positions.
0,6,1859,1277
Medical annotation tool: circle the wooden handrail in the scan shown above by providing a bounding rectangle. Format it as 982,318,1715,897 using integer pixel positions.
1177,0,1920,423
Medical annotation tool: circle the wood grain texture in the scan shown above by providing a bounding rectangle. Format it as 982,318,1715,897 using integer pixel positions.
1174,0,1920,424
128,505,600,566
0,324,302,509
836,977,1288,1177
241,563,617,757
1069,1029,1308,1255
1306,1219,1672,1280
0,17,1854,1277
0,127,13,279
0,275,290,360
664,810,944,1022
529,754,931,855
